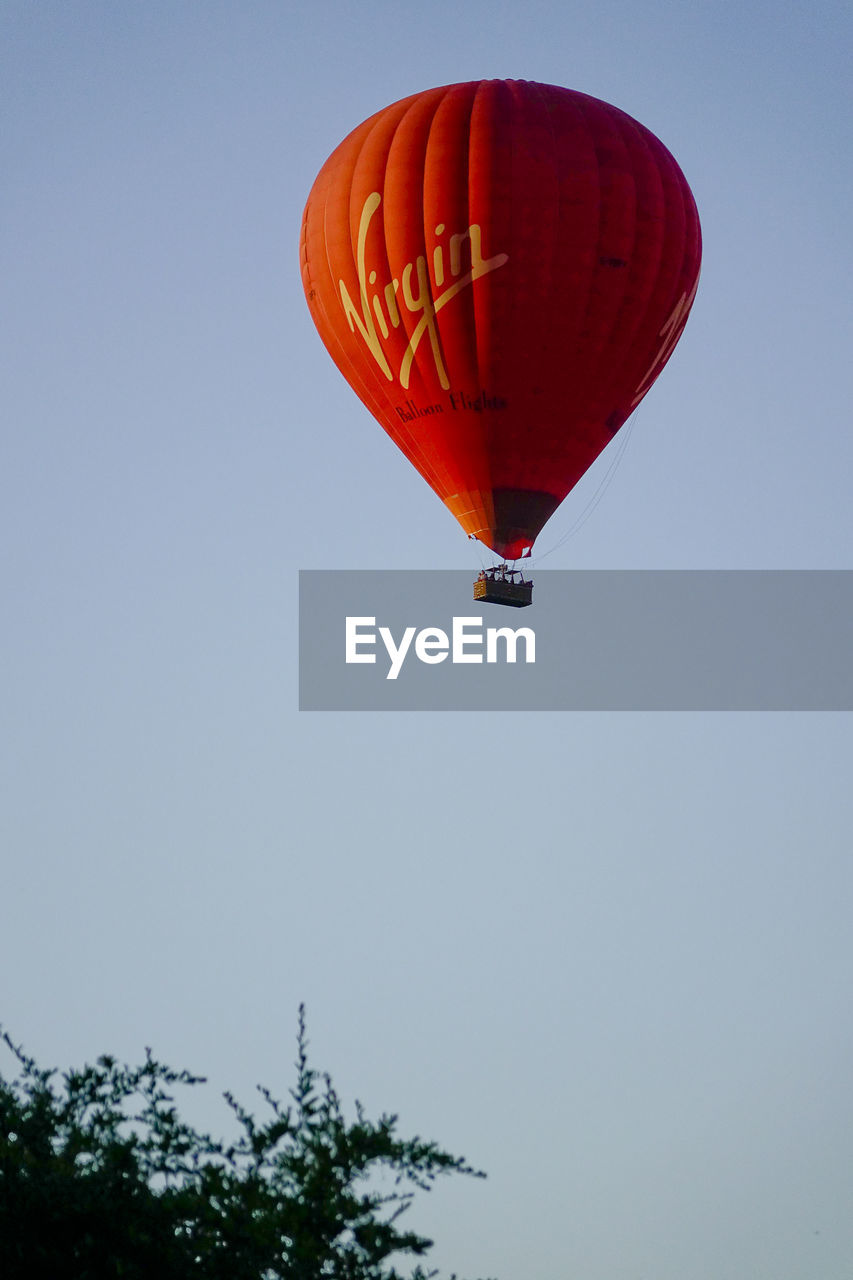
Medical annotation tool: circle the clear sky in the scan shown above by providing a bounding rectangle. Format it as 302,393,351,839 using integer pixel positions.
2,2,853,1277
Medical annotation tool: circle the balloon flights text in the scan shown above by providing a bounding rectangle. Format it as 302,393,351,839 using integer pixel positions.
300,79,701,576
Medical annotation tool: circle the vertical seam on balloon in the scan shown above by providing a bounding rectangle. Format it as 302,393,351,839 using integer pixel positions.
660,142,698,375
537,89,603,496
566,93,605,454
652,143,691,382
321,125,418,468
538,80,563,321
626,120,670,403
314,132,392,422
597,102,636,405
468,78,495,538
371,99,447,494
682,175,702,299
422,84,474,400
399,85,460,500
360,98,450,498
378,89,448,406
309,164,398,445
583,109,658,428
445,80,495,531
526,80,563,499
629,139,700,416
598,108,641,388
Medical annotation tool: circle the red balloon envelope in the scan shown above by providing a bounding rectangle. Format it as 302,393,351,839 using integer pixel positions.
300,80,701,559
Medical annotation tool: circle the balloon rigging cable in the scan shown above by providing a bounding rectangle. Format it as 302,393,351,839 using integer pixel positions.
470,410,637,570
533,410,638,563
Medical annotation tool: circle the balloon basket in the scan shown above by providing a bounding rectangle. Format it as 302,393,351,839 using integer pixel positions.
473,565,533,608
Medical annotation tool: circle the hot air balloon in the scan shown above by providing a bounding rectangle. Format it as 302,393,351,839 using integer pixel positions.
300,80,701,603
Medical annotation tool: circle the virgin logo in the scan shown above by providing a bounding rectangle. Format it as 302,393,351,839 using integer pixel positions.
338,192,508,391
630,275,700,408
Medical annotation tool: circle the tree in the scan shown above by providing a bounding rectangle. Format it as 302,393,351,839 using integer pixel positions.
0,1007,491,1280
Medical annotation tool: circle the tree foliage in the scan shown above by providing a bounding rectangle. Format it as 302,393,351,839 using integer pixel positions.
0,1007,490,1280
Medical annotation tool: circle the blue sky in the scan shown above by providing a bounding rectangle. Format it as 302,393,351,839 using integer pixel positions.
3,3,853,1277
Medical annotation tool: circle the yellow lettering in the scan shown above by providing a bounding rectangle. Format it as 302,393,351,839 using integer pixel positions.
371,295,389,339
338,194,509,389
433,245,445,287
401,257,447,390
338,192,392,381
630,276,700,408
384,280,401,328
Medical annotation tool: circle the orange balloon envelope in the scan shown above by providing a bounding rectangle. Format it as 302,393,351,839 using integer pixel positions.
300,80,701,559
